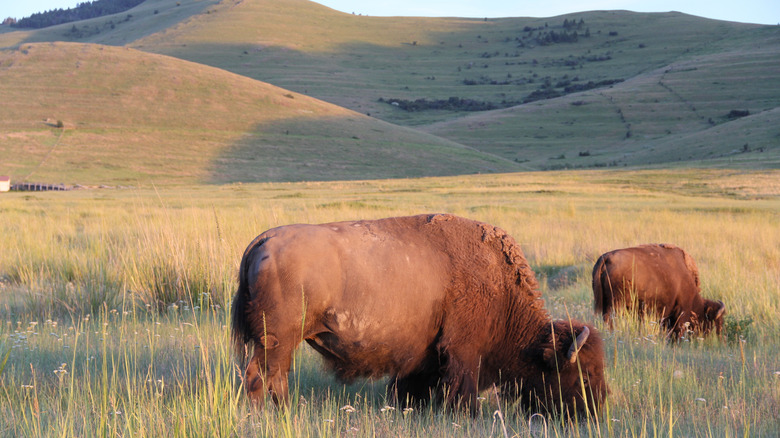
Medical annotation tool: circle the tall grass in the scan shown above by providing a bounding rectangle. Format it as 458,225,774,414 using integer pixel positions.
1,169,778,436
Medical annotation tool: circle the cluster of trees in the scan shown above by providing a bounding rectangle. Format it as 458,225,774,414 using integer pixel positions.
534,29,589,45
516,18,591,47
382,75,624,112
523,79,623,103
11,0,144,29
523,78,623,103
379,97,521,112
562,18,586,30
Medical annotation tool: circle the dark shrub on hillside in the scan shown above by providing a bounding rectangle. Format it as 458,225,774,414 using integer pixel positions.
727,109,750,119
380,97,522,112
12,0,144,29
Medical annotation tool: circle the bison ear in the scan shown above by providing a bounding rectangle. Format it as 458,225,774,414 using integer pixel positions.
566,326,590,364
260,334,279,350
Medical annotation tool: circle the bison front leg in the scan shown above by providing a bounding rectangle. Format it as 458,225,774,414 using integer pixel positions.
388,371,441,407
244,336,293,409
441,354,480,413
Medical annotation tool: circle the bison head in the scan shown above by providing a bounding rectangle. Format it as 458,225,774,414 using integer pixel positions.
531,322,607,418
700,299,726,336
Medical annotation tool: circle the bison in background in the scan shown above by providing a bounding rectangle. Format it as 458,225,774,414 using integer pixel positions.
592,244,726,338
233,214,606,417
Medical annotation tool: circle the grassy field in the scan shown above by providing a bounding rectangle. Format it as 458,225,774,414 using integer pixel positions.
1,0,778,178
1,169,778,436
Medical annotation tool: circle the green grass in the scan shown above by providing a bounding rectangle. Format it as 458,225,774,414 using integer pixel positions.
1,169,779,436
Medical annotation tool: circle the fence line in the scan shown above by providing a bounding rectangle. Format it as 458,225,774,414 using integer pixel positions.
10,182,70,191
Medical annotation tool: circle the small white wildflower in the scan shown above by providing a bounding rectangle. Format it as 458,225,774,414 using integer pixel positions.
695,398,706,402
323,419,334,424
452,422,461,428
403,407,414,416
380,406,395,413
340,404,356,413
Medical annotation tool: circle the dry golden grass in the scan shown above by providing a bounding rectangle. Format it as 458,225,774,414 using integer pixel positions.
0,169,778,436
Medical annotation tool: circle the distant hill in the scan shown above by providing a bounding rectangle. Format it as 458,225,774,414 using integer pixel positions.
11,0,145,29
0,42,516,185
128,0,780,170
422,39,780,169
0,0,777,182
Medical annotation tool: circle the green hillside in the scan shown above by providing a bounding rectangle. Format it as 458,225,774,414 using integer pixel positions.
1,0,778,180
423,38,780,169
127,0,779,170
0,42,515,185
0,0,220,48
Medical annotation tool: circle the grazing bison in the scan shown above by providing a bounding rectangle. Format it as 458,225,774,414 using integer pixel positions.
232,214,606,416
592,244,726,338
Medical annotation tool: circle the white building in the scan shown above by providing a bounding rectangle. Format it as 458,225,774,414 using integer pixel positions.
0,176,9,192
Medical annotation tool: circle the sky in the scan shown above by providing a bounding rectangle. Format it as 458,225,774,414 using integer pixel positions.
2,0,778,25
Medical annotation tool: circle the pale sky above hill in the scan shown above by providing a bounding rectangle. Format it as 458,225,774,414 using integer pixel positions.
2,0,778,25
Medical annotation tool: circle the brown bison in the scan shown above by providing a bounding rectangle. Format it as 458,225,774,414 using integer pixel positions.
232,214,606,417
592,244,726,338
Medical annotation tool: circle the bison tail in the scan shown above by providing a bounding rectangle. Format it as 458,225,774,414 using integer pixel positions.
231,236,268,364
591,256,613,321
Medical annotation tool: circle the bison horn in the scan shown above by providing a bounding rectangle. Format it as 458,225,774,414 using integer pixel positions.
567,326,590,363
716,300,726,319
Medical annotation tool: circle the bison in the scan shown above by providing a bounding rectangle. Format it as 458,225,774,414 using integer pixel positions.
232,214,606,417
592,244,726,338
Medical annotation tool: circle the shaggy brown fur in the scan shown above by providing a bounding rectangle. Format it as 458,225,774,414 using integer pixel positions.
233,214,607,417
592,243,726,338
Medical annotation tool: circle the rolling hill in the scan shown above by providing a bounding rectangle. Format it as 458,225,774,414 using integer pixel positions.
0,0,778,183
0,42,515,185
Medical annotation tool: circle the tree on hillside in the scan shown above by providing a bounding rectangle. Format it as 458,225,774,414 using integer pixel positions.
11,0,144,29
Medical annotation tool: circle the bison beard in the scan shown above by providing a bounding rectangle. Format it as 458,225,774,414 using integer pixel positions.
232,214,607,417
